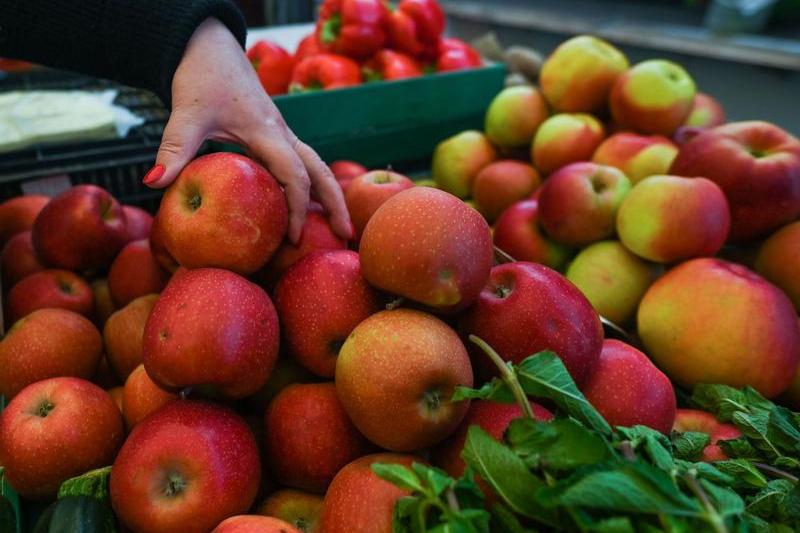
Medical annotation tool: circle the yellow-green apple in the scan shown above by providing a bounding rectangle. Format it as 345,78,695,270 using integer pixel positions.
583,340,676,433
258,489,323,533
156,152,288,275
539,35,629,113
122,205,153,242
265,382,372,494
592,132,679,184
431,130,497,198
213,515,303,533
122,364,178,430
638,258,800,397
149,212,180,273
472,160,541,222
670,121,800,242
261,204,347,288
617,175,730,263
104,294,158,381
108,386,124,413
319,453,416,533
672,409,742,462
107,239,170,307
0,195,49,245
330,160,367,193
460,262,603,386
91,278,116,326
32,185,128,271
755,221,800,310
0,308,102,399
493,199,572,269
359,187,493,312
110,401,260,533
484,85,549,148
532,113,605,176
683,92,726,128
143,268,279,399
433,400,552,487
1,230,44,288
274,250,381,377
7,269,93,323
345,170,415,237
610,59,696,136
538,162,631,246
566,240,659,325
336,309,473,451
0,377,123,499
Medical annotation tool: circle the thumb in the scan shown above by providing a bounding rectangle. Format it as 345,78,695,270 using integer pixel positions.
144,110,206,189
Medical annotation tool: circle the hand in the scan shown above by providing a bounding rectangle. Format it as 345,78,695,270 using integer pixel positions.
144,18,352,243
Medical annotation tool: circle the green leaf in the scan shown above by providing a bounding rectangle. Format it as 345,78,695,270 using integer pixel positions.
372,464,425,493
392,496,420,533
672,431,712,461
719,437,761,460
539,461,703,518
461,426,558,525
452,380,514,404
616,426,674,470
765,405,800,455
411,463,451,497
732,410,783,459
58,466,112,501
699,478,745,518
506,418,611,471
691,385,771,421
453,468,487,511
674,459,735,486
515,352,612,435
713,459,768,489
746,479,800,522
585,516,636,533
0,497,16,533
489,502,538,533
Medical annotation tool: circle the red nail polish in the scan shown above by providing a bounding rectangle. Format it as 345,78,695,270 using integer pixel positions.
143,164,165,185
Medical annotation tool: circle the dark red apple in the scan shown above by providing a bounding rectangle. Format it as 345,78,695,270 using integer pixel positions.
330,160,367,192
7,269,93,324
0,195,49,245
345,170,415,237
1,230,45,288
122,205,153,241
213,515,302,533
108,239,170,307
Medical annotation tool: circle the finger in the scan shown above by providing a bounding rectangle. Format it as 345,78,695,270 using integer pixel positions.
295,140,353,240
148,110,207,188
248,136,310,244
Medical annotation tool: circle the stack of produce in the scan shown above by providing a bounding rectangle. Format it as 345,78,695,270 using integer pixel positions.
246,0,482,95
0,32,798,533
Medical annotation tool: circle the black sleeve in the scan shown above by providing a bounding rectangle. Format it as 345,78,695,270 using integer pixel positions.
0,0,247,107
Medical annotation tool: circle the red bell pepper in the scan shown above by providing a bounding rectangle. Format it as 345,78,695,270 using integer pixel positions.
246,40,294,95
363,49,423,81
389,0,445,60
437,38,482,72
316,0,390,59
290,54,363,92
294,34,322,64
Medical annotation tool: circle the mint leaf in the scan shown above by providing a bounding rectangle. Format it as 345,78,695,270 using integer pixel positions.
515,352,612,435
412,463,451,497
719,437,761,460
461,426,558,525
672,432,711,461
393,496,421,532
765,405,800,455
692,384,771,421
700,478,745,518
714,460,768,489
372,464,425,493
0,497,15,533
674,459,734,486
733,410,783,459
58,466,112,501
488,502,537,533
746,479,800,523
452,379,514,404
506,418,611,471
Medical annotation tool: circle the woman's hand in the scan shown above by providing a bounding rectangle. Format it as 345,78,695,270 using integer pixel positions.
144,18,352,243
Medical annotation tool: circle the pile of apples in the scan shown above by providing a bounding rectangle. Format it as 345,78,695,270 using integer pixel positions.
0,33,798,533
246,0,482,95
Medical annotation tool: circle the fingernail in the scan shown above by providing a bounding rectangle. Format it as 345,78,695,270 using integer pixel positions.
143,164,165,185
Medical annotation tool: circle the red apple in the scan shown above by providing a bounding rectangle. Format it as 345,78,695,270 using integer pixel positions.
538,162,631,247
359,187,493,312
345,170,415,238
683,92,726,128
111,401,260,532
156,152,288,274
330,160,367,192
755,221,800,310
673,409,742,462
122,364,178,430
460,262,603,386
265,382,372,494
493,199,572,270
108,239,170,307
149,212,180,273
0,195,49,245
591,132,679,184
7,269,93,324
319,453,416,533
32,185,128,271
122,205,153,241
274,250,381,377
336,309,473,451
670,121,800,242
104,294,159,381
472,160,541,222
0,308,102,399
143,268,279,398
1,230,45,288
213,515,303,533
582,340,676,433
0,377,123,499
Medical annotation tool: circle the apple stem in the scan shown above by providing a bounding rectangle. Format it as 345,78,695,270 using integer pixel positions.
683,471,729,533
468,335,534,420
493,245,516,265
386,297,405,310
754,462,799,484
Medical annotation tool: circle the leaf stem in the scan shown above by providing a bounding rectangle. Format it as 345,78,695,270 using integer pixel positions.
754,462,799,484
619,441,637,462
682,472,728,533
385,297,405,310
469,335,534,420
445,487,461,514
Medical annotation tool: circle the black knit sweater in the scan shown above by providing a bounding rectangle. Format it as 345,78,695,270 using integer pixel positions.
0,1,248,106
